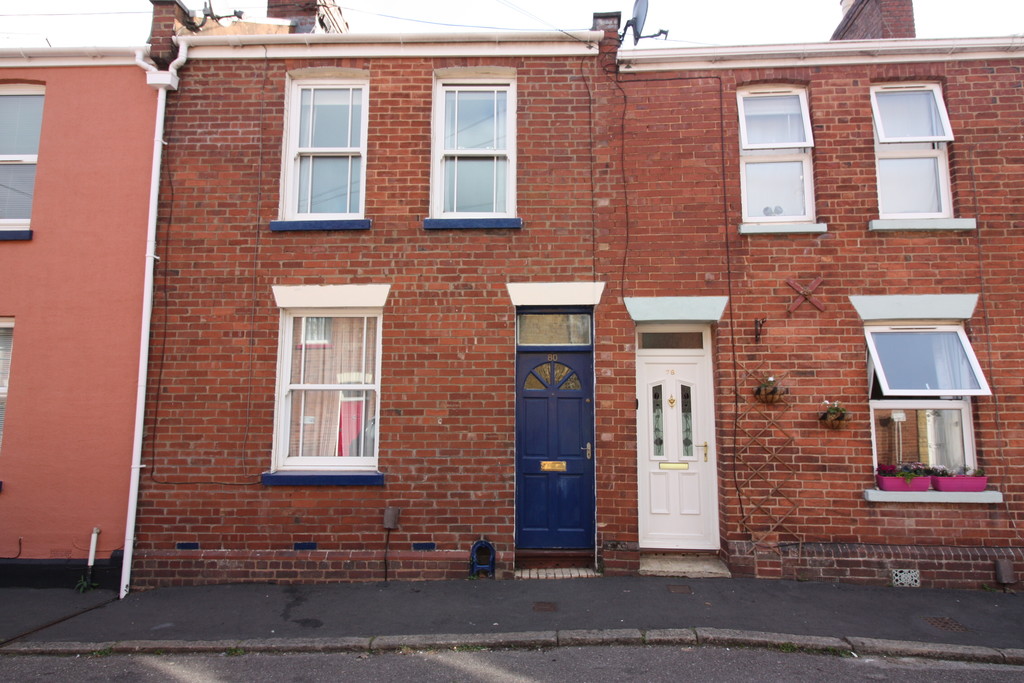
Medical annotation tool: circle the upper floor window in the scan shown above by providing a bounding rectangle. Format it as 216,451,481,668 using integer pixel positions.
282,80,367,220
870,84,954,219
0,87,44,230
737,87,815,225
433,80,515,218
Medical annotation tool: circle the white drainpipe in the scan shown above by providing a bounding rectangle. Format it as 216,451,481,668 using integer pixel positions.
121,45,188,599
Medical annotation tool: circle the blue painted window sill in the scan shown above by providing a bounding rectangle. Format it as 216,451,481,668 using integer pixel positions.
423,218,523,230
0,230,33,241
261,471,385,486
270,219,371,232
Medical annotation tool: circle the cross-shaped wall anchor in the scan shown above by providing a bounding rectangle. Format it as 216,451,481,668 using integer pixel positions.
785,277,825,313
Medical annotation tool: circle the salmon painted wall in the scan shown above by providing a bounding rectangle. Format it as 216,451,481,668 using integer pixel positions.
0,64,156,564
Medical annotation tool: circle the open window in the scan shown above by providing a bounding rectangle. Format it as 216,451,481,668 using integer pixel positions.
865,325,989,397
737,87,818,231
870,84,954,220
866,324,990,472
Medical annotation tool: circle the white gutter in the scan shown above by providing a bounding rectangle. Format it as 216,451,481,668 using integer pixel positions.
618,35,1024,71
173,31,603,59
175,30,602,46
0,45,151,68
120,44,187,599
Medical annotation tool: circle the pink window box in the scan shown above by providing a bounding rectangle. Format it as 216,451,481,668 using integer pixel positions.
875,475,931,492
931,476,988,492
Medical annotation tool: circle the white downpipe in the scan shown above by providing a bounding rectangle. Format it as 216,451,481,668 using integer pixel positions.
120,46,187,599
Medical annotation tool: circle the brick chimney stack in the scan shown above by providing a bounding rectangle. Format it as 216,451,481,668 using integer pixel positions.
148,0,190,67
832,0,916,41
267,0,319,33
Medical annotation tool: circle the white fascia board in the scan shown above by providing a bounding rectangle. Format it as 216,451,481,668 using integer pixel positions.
272,284,391,309
618,36,1023,71
177,32,601,60
849,294,978,322
0,46,150,68
624,296,728,323
506,282,606,307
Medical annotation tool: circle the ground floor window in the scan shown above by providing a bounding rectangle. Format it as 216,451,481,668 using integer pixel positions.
270,284,388,472
864,323,989,472
870,400,973,471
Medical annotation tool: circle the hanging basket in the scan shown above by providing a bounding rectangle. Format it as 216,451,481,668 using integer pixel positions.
819,411,848,429
753,385,786,404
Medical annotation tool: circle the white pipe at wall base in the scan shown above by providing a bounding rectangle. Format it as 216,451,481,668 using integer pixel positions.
86,526,100,585
88,527,100,566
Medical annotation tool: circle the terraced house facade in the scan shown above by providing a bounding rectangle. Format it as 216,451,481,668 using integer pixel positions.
127,0,1024,590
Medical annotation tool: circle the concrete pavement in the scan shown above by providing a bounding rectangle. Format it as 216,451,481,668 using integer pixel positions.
1,576,1022,664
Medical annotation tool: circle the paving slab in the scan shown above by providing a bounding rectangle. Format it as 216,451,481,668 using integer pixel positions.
0,576,1020,658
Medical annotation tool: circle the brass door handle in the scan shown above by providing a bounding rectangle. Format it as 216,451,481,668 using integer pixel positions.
701,442,708,462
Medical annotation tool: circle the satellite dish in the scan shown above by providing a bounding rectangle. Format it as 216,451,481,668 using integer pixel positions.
630,0,648,46
619,0,667,46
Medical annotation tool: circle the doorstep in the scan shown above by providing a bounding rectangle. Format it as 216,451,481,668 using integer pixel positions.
639,553,732,578
514,567,600,579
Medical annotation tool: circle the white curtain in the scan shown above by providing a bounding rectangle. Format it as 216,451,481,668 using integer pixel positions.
876,90,944,138
932,331,978,392
743,94,806,145
289,317,377,458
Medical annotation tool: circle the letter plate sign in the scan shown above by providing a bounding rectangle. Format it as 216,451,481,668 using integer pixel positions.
541,461,567,472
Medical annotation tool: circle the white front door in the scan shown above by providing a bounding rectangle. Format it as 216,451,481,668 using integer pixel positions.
637,327,719,549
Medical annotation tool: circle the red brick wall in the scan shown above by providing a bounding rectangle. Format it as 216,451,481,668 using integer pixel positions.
136,36,1024,590
134,53,604,586
590,57,1024,588
832,0,916,40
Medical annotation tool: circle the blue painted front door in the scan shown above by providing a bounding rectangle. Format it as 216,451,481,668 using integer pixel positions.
515,352,595,549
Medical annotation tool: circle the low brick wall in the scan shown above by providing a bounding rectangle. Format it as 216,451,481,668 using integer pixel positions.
130,549,509,587
726,541,1024,589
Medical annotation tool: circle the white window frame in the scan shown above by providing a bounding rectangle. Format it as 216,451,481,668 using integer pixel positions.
0,320,12,449
869,398,976,470
864,324,990,397
431,79,516,219
865,322,989,475
737,87,815,224
870,83,954,219
870,83,953,143
0,85,45,230
281,79,368,221
272,307,382,472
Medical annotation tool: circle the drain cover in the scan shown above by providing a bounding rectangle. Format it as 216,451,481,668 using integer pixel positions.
667,585,693,594
923,616,970,632
533,602,558,612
